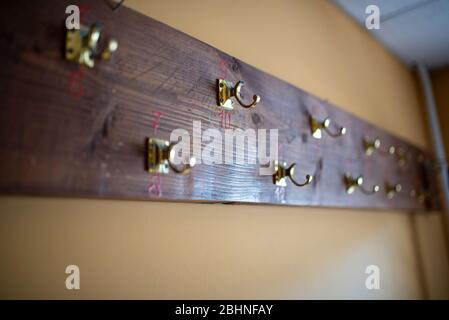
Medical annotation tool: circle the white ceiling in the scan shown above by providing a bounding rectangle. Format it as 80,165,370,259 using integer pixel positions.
333,0,449,70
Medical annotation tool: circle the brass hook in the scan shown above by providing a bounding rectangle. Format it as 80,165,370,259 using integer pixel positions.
100,39,118,61
309,115,346,139
147,138,195,175
394,148,408,167
363,137,395,156
362,137,408,166
410,189,429,204
217,79,260,110
344,173,380,195
272,160,313,187
385,182,402,199
66,23,118,68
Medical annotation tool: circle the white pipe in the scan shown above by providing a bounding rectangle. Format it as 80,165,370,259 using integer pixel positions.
417,63,449,219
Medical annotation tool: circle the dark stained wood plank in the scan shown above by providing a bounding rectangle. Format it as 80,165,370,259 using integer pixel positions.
0,0,440,210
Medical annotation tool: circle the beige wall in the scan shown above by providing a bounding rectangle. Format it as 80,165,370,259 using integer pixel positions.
1,0,448,299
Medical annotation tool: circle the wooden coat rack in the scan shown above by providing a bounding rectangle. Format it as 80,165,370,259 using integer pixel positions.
0,0,440,211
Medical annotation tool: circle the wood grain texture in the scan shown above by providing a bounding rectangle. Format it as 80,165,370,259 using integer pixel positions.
0,0,439,210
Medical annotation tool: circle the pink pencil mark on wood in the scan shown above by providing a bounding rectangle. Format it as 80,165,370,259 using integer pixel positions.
79,3,92,24
219,58,228,79
220,110,231,128
278,143,284,158
148,174,162,198
152,111,163,134
68,68,85,99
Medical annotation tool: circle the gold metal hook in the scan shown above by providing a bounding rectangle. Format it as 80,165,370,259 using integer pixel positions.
410,189,429,204
147,138,195,175
394,148,408,167
362,137,408,166
385,182,402,199
344,173,380,195
217,79,260,110
100,39,118,61
309,115,346,139
66,23,118,68
363,137,395,156
272,160,313,188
